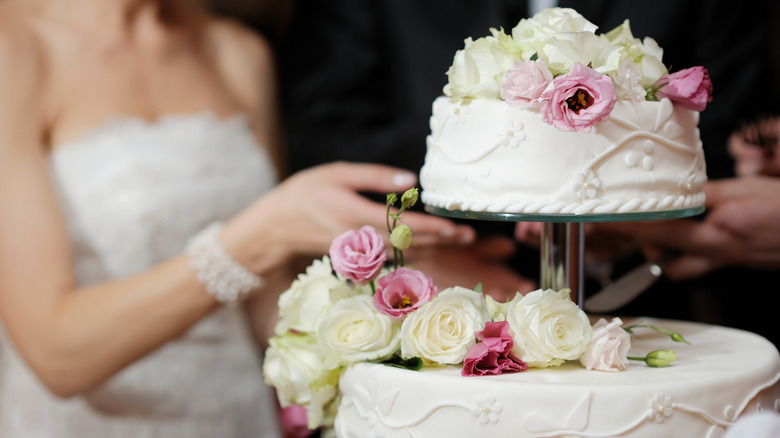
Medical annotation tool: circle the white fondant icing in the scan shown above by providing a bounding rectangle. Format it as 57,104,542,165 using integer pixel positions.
420,97,707,215
334,318,780,438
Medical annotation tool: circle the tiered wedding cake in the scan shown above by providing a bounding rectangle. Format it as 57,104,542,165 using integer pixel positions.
264,8,779,438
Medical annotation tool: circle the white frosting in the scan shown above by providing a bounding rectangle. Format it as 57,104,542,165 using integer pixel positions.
420,97,707,215
334,318,780,438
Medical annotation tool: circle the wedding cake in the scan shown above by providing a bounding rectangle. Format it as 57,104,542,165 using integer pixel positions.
335,318,779,438
263,8,779,438
420,8,710,215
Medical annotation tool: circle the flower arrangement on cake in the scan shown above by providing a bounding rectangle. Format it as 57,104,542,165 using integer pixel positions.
445,7,713,132
262,189,687,430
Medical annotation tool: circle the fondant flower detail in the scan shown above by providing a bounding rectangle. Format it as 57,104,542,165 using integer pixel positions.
501,59,553,109
373,267,437,320
471,396,502,424
540,62,617,133
649,394,674,424
677,173,698,195
450,104,469,124
654,66,713,112
329,225,387,285
572,170,601,199
499,120,525,148
366,412,387,438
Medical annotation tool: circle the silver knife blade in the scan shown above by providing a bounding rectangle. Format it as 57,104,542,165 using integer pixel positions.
584,261,663,313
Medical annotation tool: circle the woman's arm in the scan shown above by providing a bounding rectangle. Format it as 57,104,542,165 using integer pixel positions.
0,25,275,398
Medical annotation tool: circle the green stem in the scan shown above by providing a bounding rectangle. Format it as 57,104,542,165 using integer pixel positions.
624,324,690,344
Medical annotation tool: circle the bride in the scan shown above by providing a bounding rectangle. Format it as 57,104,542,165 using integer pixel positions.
0,0,474,436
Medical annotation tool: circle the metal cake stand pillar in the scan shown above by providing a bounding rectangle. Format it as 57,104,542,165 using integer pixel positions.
540,223,584,307
424,205,704,309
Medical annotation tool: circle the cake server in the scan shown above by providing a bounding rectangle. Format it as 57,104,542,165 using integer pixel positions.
583,260,664,313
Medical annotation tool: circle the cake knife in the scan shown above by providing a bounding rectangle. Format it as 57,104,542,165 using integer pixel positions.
583,260,664,313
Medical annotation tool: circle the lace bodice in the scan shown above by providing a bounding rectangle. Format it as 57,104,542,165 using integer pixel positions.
0,113,282,437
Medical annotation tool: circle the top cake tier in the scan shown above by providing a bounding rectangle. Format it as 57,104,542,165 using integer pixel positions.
420,96,706,216
420,7,711,217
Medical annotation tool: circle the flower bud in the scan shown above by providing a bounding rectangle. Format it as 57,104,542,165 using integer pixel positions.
644,349,677,367
386,193,398,206
670,332,690,344
390,224,413,250
400,188,419,209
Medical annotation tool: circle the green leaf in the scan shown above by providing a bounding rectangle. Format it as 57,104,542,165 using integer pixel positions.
376,355,423,371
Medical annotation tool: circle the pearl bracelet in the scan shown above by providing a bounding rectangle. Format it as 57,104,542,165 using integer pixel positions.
186,222,263,303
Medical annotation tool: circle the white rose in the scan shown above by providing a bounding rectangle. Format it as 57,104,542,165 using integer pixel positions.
262,333,338,409
505,288,592,368
444,35,518,101
580,317,631,372
400,286,491,365
276,256,355,335
316,294,400,368
594,20,644,76
511,9,602,76
638,36,667,88
516,7,598,36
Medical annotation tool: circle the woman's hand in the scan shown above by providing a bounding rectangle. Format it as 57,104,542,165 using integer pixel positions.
221,161,475,274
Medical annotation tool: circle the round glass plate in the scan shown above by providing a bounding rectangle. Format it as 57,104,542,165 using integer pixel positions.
424,205,705,223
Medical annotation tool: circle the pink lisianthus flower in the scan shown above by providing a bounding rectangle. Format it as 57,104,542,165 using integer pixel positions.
373,267,437,319
655,66,713,112
579,317,631,372
329,225,386,284
462,321,528,376
540,62,617,133
500,59,554,109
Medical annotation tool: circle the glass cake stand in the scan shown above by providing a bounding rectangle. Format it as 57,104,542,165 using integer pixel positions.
425,205,704,308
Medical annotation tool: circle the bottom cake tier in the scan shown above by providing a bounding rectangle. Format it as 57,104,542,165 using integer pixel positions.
333,317,779,438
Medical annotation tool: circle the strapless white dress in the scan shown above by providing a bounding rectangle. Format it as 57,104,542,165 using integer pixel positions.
0,113,282,437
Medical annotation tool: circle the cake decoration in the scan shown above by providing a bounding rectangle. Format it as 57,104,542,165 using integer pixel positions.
420,7,712,215
445,7,713,132
262,188,685,430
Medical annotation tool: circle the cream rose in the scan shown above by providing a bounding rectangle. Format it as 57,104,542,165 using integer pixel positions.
638,37,667,88
580,317,631,371
511,7,603,75
276,256,355,335
444,35,518,101
504,288,592,368
262,333,338,409
400,286,491,365
316,294,400,368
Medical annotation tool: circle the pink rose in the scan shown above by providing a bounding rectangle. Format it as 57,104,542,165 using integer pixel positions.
329,225,386,284
579,317,631,372
462,321,527,376
500,59,554,109
655,66,713,112
540,62,617,133
373,267,436,319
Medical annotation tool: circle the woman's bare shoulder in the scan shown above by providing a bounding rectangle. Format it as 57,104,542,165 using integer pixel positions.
0,3,46,82
204,15,276,111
